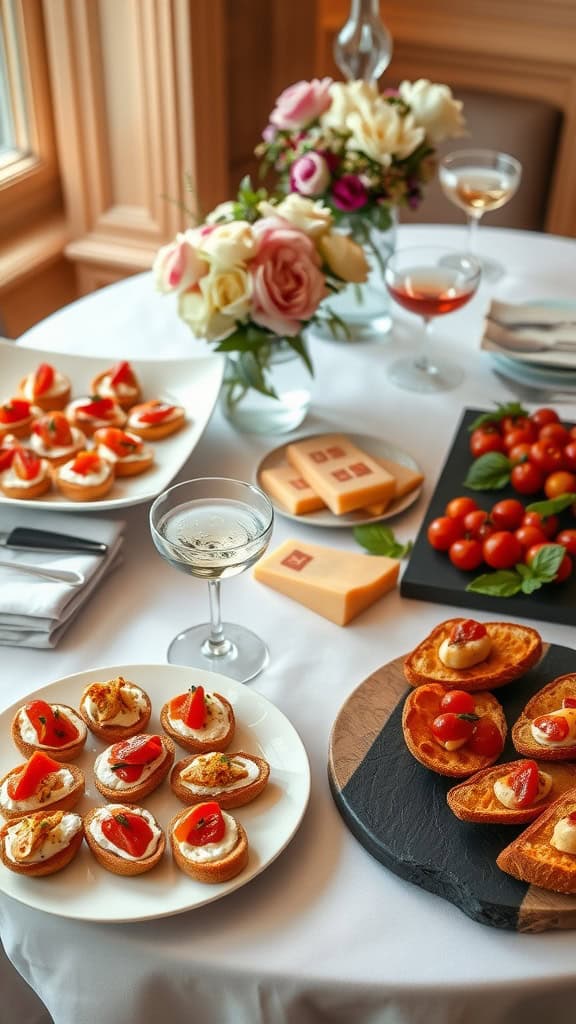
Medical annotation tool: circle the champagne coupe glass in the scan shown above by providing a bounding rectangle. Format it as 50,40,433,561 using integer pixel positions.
384,245,481,393
439,149,522,282
150,477,274,683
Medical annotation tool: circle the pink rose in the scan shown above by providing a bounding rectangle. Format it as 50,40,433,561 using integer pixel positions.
153,231,208,294
269,78,332,131
331,174,369,212
290,152,330,197
250,217,327,336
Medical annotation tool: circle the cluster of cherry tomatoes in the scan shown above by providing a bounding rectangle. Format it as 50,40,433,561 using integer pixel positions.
431,689,504,758
469,406,576,497
427,494,575,580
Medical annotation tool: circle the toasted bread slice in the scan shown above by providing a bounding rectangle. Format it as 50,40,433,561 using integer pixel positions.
447,759,576,824
79,677,152,743
512,674,576,760
497,788,576,893
160,693,235,754
11,703,88,762
0,762,85,821
0,810,83,876
83,804,165,876
403,618,542,692
169,806,248,883
93,734,175,803
170,751,270,809
402,682,506,778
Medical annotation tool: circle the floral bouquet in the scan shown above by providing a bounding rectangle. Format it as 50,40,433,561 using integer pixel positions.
153,179,368,407
257,77,466,249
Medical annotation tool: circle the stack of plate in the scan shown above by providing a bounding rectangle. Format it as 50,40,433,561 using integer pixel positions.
480,299,576,392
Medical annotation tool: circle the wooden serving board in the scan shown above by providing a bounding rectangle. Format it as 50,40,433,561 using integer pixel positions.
328,641,576,932
400,408,576,626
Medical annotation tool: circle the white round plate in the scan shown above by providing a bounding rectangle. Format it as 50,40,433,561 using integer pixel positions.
256,432,423,528
490,352,576,391
0,664,310,922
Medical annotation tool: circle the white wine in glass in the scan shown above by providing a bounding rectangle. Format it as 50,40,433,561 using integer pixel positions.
439,149,522,282
150,478,274,683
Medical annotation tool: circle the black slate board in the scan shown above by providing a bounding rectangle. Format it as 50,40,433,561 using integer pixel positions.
328,642,576,932
400,407,576,626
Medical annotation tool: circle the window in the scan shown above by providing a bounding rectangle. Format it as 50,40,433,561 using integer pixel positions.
0,0,29,167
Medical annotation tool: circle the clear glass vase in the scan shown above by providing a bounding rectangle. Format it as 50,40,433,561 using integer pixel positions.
220,340,312,435
309,207,398,344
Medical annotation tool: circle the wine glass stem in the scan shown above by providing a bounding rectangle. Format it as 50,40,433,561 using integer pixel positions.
203,579,232,657
414,316,433,372
467,213,481,255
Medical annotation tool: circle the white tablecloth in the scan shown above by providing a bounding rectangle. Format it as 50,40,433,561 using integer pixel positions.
2,225,576,1024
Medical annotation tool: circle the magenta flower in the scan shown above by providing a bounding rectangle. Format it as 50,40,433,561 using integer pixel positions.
331,175,369,212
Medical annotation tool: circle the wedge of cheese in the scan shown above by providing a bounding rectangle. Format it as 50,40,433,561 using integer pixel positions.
260,464,325,515
376,457,424,500
253,539,400,625
286,434,396,515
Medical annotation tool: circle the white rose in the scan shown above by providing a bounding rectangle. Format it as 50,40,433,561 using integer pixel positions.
153,231,208,294
320,80,379,133
347,100,424,165
398,79,465,143
258,194,333,238
178,287,236,342
205,200,236,224
202,266,252,321
200,221,256,269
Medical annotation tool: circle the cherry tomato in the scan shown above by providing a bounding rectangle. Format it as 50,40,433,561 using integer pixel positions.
510,461,544,495
563,696,576,708
508,443,532,464
532,714,569,742
427,516,465,551
448,538,484,571
515,524,548,550
449,620,488,643
490,498,524,531
468,717,504,758
556,529,576,557
469,428,505,459
445,496,479,519
530,440,566,475
510,760,539,808
526,544,573,582
463,509,494,539
431,713,476,746
439,690,476,715
522,511,559,539
503,426,537,451
544,470,576,500
530,407,560,429
563,442,576,472
539,422,570,446
502,415,533,435
482,530,523,570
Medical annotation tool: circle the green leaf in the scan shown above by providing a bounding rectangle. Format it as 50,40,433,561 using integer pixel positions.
284,335,314,376
520,576,544,595
529,543,566,582
466,570,523,597
467,402,528,432
353,524,413,558
526,493,576,517
464,452,512,490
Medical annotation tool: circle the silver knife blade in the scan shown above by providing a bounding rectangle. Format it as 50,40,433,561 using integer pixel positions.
0,528,108,554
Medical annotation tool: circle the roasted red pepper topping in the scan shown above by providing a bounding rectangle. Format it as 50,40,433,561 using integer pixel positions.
109,734,164,783
101,810,154,857
76,397,117,419
136,401,175,424
70,451,103,475
169,686,206,729
109,361,136,388
32,363,55,396
509,760,539,808
533,714,570,742
174,801,225,846
33,412,73,447
25,700,79,747
0,399,31,424
7,751,63,800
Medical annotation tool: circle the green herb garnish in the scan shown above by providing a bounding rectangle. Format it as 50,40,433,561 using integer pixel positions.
353,524,413,558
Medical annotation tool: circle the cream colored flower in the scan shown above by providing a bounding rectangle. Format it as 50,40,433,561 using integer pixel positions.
200,221,256,269
153,231,208,294
202,266,252,321
347,100,424,165
258,194,333,238
319,233,369,284
320,80,379,133
178,286,236,342
205,200,236,224
398,79,465,143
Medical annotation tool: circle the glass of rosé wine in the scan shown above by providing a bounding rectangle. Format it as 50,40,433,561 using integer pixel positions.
384,245,481,393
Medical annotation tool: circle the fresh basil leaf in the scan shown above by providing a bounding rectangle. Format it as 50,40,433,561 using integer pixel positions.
467,402,527,432
529,543,566,582
466,570,522,597
526,493,576,517
353,524,413,558
515,562,532,579
520,576,544,595
464,452,511,490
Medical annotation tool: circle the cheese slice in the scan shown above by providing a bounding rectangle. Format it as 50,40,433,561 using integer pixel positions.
376,457,424,500
253,539,399,625
286,434,396,514
260,464,325,515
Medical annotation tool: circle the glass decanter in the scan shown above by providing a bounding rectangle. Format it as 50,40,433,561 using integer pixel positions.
333,0,393,83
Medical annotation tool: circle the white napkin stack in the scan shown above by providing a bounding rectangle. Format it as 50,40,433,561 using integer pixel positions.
0,509,124,648
480,299,576,368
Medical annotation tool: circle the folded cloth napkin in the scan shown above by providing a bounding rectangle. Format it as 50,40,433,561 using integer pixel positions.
0,508,124,648
480,300,576,368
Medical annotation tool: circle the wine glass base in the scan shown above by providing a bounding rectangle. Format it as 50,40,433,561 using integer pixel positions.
388,356,464,393
166,622,269,683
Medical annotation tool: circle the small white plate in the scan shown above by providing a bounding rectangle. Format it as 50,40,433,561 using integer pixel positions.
256,432,423,528
0,341,224,511
490,353,576,391
0,663,310,922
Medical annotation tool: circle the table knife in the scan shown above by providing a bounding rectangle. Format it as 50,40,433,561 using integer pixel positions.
0,528,108,554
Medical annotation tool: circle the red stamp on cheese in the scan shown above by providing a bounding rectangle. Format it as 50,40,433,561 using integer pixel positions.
309,450,327,463
350,462,371,477
332,468,351,482
281,549,313,571
326,446,346,458
290,477,309,490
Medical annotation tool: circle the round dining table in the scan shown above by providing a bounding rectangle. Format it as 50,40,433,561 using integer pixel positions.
1,223,576,1024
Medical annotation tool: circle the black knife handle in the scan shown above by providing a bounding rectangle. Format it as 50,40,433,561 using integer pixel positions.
8,528,108,555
